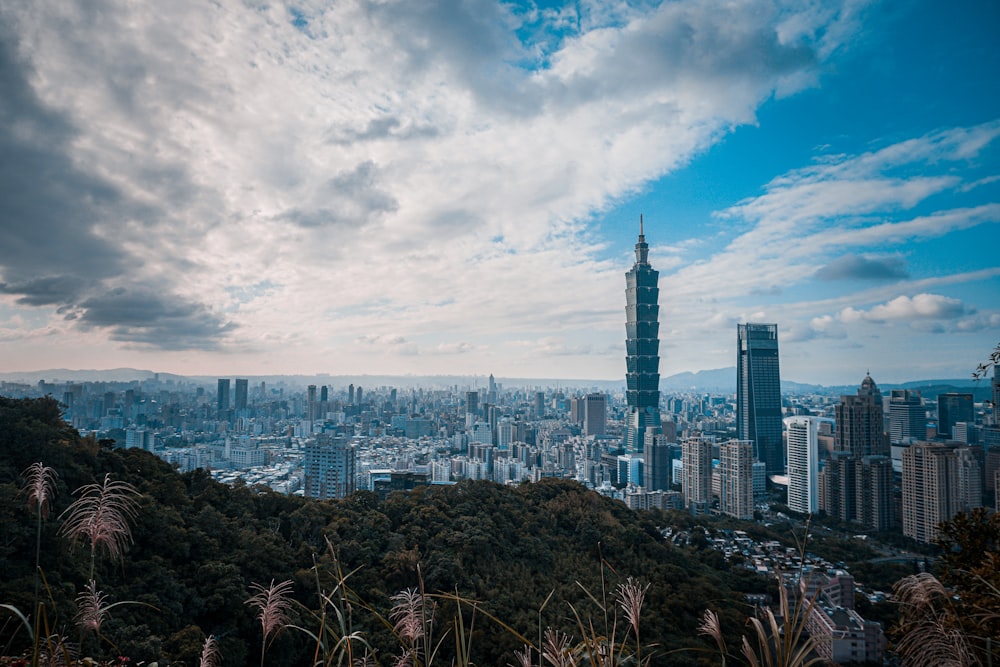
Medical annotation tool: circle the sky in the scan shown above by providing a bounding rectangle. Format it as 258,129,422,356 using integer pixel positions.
0,0,998,385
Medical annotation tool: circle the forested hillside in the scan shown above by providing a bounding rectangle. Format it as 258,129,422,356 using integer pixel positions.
0,397,757,666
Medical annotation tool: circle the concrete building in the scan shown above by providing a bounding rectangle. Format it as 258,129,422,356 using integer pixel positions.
304,434,356,499
855,455,894,531
786,417,819,515
889,390,926,443
719,439,755,520
682,435,713,514
902,443,959,543
835,374,886,456
584,393,608,437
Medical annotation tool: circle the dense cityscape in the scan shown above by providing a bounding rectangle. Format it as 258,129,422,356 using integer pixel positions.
3,228,997,664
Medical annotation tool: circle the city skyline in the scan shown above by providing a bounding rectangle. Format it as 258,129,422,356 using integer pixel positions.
1,0,998,384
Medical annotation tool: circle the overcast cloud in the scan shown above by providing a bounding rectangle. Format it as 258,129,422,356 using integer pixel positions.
0,0,996,382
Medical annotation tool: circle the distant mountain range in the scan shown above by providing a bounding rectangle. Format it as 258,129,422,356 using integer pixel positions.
0,366,989,397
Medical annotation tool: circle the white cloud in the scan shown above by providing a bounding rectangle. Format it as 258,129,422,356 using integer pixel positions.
838,293,966,324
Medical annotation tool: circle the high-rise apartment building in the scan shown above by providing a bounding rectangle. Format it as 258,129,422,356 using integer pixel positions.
737,323,783,473
785,416,819,515
624,217,661,453
855,455,894,531
835,374,886,456
682,435,713,514
234,378,249,412
955,447,983,512
304,434,356,499
819,451,856,522
720,439,755,520
938,393,974,440
466,391,479,417
902,443,959,543
889,390,926,443
216,379,230,417
584,393,607,437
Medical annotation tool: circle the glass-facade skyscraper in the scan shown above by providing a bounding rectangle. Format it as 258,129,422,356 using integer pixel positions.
624,217,661,453
737,323,783,474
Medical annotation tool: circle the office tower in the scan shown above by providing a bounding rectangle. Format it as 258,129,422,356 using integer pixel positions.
938,393,974,440
356,386,363,404
644,434,672,491
902,443,959,543
348,384,355,404
720,439,755,520
855,455,894,531
624,216,662,453
320,385,329,402
534,391,545,419
785,416,819,515
304,434,356,499
737,323,783,473
835,373,886,456
889,389,926,443
466,391,479,417
682,435,712,513
235,378,249,411
584,393,607,437
570,397,584,424
216,379,230,416
487,373,498,405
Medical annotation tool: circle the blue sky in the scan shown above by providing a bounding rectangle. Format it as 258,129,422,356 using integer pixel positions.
0,0,997,385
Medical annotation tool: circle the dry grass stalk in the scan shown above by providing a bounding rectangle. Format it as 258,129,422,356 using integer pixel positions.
389,588,425,647
198,634,221,667
58,473,140,576
73,580,108,636
542,628,576,667
892,572,976,667
21,462,57,518
247,579,294,647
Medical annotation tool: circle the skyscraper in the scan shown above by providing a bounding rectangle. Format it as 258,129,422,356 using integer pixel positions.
624,216,661,453
785,416,819,515
216,378,230,417
938,393,974,440
835,373,886,457
719,439,755,520
584,393,607,437
737,323,783,473
889,390,926,443
235,378,249,412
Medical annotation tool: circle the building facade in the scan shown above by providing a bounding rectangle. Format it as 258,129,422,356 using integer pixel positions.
902,443,959,543
938,393,974,441
584,393,608,437
835,374,886,457
304,434,357,499
720,439,755,520
682,435,713,514
889,389,926,443
624,217,662,453
785,416,819,515
737,323,783,473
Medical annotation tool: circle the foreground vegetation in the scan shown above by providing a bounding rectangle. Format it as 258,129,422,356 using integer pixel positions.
1,397,758,665
2,396,997,666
